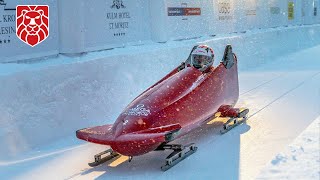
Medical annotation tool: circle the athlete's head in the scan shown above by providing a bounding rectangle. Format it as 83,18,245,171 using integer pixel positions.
191,45,214,72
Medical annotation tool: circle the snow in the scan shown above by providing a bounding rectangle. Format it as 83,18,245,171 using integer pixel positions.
0,25,320,179
257,116,320,180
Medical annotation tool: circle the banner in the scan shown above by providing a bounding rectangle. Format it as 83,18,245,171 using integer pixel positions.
212,0,236,34
245,0,257,16
167,7,201,16
217,0,234,21
59,0,151,53
165,0,210,40
288,2,294,20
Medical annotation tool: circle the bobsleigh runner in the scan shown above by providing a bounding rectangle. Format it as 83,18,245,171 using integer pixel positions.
76,45,249,171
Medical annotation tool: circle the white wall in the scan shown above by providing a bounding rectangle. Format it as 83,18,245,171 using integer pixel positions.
1,0,320,61
267,0,286,28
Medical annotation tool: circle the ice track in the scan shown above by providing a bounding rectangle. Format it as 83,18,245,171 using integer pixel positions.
1,46,320,180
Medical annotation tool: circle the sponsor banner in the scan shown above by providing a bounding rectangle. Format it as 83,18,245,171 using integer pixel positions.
184,8,201,15
59,0,151,53
167,7,201,16
212,0,243,33
163,0,209,40
243,0,259,30
0,1,18,49
0,0,58,62
287,0,302,25
244,0,257,16
288,2,294,20
246,9,256,16
16,5,49,47
167,7,183,16
217,0,233,21
211,0,235,34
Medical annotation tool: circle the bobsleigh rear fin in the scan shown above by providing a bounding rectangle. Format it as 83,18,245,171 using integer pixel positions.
221,44,236,69
76,124,115,145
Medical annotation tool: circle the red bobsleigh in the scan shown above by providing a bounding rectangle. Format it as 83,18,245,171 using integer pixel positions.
76,45,249,171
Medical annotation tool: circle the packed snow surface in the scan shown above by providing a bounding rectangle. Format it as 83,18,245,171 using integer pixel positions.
257,116,320,180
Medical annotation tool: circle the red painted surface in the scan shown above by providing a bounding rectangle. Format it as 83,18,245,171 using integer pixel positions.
76,58,239,156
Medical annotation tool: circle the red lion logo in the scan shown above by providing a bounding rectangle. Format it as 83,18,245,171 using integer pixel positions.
16,5,49,47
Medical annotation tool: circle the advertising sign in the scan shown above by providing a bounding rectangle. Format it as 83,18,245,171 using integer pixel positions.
167,7,201,16
59,0,151,54
288,2,295,20
16,5,49,47
245,0,257,16
0,0,58,63
212,0,236,34
0,1,15,48
287,0,302,25
217,0,233,21
243,0,258,30
165,0,209,40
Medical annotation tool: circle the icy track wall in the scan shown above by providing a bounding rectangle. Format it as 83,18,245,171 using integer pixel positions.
1,0,320,62
1,25,320,159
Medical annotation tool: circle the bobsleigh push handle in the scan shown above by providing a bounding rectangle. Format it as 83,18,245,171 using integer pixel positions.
221,44,235,69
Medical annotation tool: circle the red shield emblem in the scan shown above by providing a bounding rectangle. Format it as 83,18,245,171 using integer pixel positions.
16,5,49,47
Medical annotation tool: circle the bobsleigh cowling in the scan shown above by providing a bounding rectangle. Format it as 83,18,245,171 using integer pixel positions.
76,45,249,170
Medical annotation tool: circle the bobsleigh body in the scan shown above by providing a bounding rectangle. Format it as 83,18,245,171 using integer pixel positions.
77,57,239,156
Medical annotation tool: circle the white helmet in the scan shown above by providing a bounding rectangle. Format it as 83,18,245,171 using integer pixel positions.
191,45,214,72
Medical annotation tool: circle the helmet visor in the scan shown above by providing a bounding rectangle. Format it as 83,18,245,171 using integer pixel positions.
191,54,211,68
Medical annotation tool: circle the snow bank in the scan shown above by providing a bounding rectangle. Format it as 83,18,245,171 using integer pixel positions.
256,116,320,180
0,25,320,159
